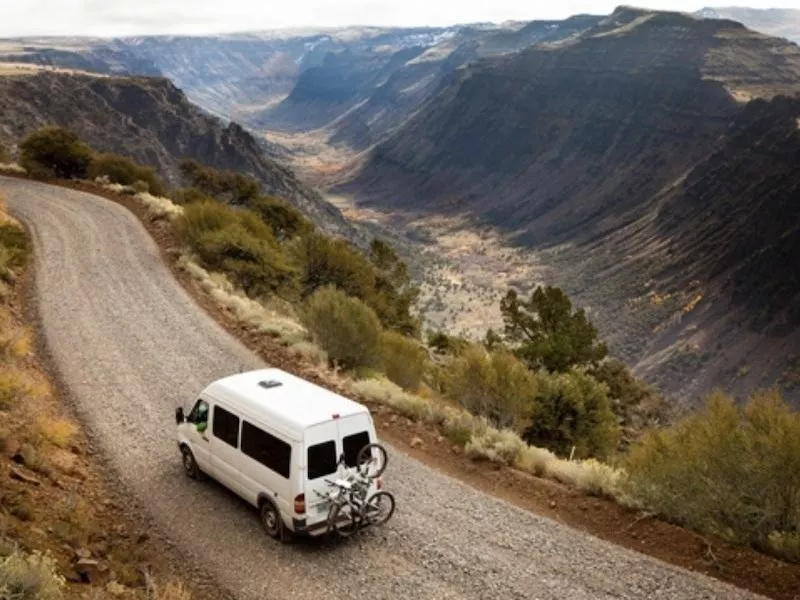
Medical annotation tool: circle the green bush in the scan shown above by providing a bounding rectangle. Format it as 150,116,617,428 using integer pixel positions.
380,330,428,391
171,187,214,206
442,345,539,432
19,126,92,179
249,196,313,241
625,389,800,560
292,233,419,335
88,152,166,196
0,224,29,283
301,286,382,371
179,159,259,204
524,370,619,460
179,201,297,297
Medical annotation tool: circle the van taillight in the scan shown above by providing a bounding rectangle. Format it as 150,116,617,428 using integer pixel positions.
294,494,306,514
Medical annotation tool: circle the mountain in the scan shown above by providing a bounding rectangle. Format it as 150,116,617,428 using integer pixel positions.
336,7,800,405
0,69,357,240
698,7,800,43
325,15,604,151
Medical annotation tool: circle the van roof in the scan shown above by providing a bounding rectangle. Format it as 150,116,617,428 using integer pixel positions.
203,368,370,433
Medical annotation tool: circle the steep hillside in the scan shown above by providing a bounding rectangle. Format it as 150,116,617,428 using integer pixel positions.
556,94,800,404
0,70,357,239
338,7,800,406
343,8,800,245
113,28,461,125
698,7,800,42
327,15,603,150
0,38,162,76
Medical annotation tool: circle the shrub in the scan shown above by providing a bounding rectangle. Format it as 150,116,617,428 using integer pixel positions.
524,370,619,460
0,545,65,600
625,388,800,558
301,286,382,371
546,458,628,499
465,427,526,465
19,126,92,179
179,201,297,297
249,196,313,241
380,330,428,391
514,444,557,476
0,223,30,283
179,159,259,204
0,372,24,410
88,152,166,196
0,145,9,163
293,233,418,334
442,345,539,431
34,416,77,449
171,186,214,206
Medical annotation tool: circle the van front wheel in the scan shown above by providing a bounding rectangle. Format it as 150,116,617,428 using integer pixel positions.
181,446,201,480
259,500,284,540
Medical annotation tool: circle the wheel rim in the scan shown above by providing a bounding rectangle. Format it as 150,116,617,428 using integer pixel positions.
366,493,394,526
262,506,278,533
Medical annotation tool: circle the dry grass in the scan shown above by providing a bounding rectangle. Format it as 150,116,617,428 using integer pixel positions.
176,255,308,345
0,163,25,174
155,581,193,600
0,544,66,600
34,416,77,449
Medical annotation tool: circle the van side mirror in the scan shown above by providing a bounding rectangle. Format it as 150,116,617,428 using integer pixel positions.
175,407,185,424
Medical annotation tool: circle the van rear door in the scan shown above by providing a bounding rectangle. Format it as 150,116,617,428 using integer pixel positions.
303,413,377,522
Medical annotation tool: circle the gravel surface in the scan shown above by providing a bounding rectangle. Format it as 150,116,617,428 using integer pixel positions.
2,176,767,600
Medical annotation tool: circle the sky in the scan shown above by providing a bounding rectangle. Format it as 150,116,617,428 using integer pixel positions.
0,0,798,37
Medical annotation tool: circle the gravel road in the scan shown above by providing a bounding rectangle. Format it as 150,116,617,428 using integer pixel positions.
2,175,766,600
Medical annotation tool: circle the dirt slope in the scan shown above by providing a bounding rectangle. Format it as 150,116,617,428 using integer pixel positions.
0,174,769,600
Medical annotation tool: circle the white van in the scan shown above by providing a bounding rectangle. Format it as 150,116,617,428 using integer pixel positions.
174,368,383,540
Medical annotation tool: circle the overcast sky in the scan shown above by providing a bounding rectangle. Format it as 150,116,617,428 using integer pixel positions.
1,1,798,37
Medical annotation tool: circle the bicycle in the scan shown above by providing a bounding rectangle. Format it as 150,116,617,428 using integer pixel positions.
317,443,396,538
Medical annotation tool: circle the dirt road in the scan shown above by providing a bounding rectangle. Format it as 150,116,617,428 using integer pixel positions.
2,175,766,600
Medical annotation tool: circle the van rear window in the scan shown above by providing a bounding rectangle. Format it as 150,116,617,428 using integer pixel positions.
307,441,337,480
343,431,371,468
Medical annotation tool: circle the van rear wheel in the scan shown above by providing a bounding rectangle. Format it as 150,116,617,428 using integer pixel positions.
259,500,284,540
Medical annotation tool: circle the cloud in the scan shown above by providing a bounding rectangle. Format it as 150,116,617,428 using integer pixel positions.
1,0,799,37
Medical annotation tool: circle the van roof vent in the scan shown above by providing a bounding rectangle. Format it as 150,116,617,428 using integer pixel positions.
258,379,283,389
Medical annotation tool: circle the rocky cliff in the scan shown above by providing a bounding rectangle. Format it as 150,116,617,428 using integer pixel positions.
338,7,800,405
0,71,358,240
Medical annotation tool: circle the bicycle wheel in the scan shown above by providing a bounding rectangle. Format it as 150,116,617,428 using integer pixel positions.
327,502,358,538
364,491,395,527
357,442,388,479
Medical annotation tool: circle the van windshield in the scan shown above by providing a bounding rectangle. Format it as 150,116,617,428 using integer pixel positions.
307,440,337,480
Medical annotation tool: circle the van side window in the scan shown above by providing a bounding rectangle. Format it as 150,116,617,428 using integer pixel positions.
307,441,337,480
342,431,371,468
241,421,291,478
213,406,240,448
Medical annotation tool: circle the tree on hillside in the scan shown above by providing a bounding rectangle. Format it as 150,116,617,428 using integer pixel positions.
19,126,92,179
368,238,420,336
500,286,607,373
